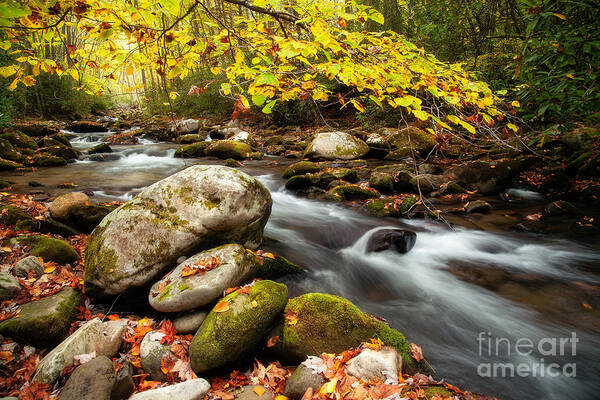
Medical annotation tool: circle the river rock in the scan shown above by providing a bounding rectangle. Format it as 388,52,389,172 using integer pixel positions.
111,361,135,400
190,280,288,373
256,254,303,280
12,122,58,137
18,235,80,264
304,132,369,160
128,379,210,400
88,143,112,154
149,244,259,312
31,152,67,166
0,205,32,226
84,165,272,296
140,330,176,381
13,255,43,278
271,293,420,374
0,287,81,348
69,204,113,233
0,158,20,170
346,347,402,383
172,118,200,134
59,355,116,400
365,196,418,218
174,141,211,158
369,173,395,193
449,158,530,195
68,121,108,132
0,272,20,300
409,174,449,194
49,192,90,220
0,138,23,162
466,200,492,214
43,144,79,160
235,385,274,400
326,184,379,201
33,317,127,384
177,133,207,144
0,130,38,150
284,362,326,399
385,127,436,154
173,311,208,334
366,229,417,254
204,140,253,160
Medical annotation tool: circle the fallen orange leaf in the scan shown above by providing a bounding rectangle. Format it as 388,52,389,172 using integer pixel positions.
253,386,266,396
214,301,230,313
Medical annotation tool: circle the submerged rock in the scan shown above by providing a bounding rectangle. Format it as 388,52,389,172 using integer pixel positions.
128,379,210,400
304,132,369,160
0,287,81,348
189,280,288,373
49,192,90,220
84,166,272,296
366,229,417,254
18,235,80,264
149,244,260,313
33,317,126,384
59,356,116,400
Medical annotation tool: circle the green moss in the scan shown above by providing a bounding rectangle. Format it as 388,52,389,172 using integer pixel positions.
174,141,210,158
0,158,20,171
326,185,380,201
177,134,206,144
365,196,418,217
87,143,112,155
369,173,395,193
19,235,80,264
205,140,252,160
0,206,32,226
282,161,321,179
0,287,82,348
419,386,455,399
0,131,38,150
256,255,303,279
275,293,422,373
157,282,175,301
0,179,13,189
332,168,358,182
190,280,288,373
264,135,283,145
0,138,23,162
31,153,67,167
15,219,36,231
43,144,79,160
386,127,436,153
224,158,239,167
84,222,119,287
48,133,72,147
384,148,413,160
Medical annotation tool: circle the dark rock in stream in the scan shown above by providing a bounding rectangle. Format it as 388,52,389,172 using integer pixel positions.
366,229,417,254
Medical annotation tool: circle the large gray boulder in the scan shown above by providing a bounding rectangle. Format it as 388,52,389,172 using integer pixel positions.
149,244,260,312
304,132,368,160
84,166,272,296
59,356,116,400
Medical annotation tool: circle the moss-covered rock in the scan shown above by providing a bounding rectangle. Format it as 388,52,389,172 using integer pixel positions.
18,235,80,264
364,196,417,217
385,127,437,153
332,168,358,183
0,287,82,348
282,161,321,179
264,135,284,146
326,185,380,201
69,204,113,233
87,143,112,155
369,173,395,194
177,133,207,144
205,140,253,160
285,172,336,191
224,158,239,167
0,138,23,162
0,131,38,150
384,148,413,160
0,158,20,171
0,206,32,226
48,133,72,147
174,141,211,158
31,153,67,167
256,254,303,279
304,132,369,160
0,179,13,189
12,123,58,137
273,293,420,372
15,219,37,232
449,158,531,195
42,144,79,160
189,280,288,373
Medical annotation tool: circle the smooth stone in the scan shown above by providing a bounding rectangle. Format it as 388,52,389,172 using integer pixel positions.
346,347,402,383
0,272,20,300
304,131,369,160
49,192,89,221
140,330,176,381
33,318,126,384
59,356,116,400
235,385,274,400
173,311,208,334
84,165,272,296
284,362,326,399
366,229,417,254
466,200,492,214
13,256,43,278
149,244,259,312
128,379,210,400
111,362,135,400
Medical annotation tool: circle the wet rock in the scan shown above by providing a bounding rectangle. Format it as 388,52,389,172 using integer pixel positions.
332,168,358,182
284,362,326,399
33,317,126,384
31,153,67,167
304,132,369,160
12,123,58,137
190,280,288,373
149,244,260,313
326,184,379,201
366,229,417,254
366,132,388,148
68,121,109,133
235,385,274,400
543,200,577,217
111,361,135,400
346,347,401,382
84,166,272,296
225,158,239,167
174,141,211,158
13,256,43,278
0,130,38,150
69,204,113,233
173,311,208,334
272,293,421,374
285,172,336,191
466,200,492,214
0,272,20,300
0,179,13,188
0,138,23,162
59,356,116,400
0,287,81,348
282,161,321,179
140,330,176,381
0,205,32,226
88,153,122,162
205,140,253,160
364,196,418,218
229,131,256,146
49,192,89,220
48,133,72,147
177,133,208,144
384,148,413,160
540,170,571,193
385,127,436,154
449,158,530,195
172,119,200,134
418,163,442,175
88,143,112,154
256,254,303,279
0,158,20,170
18,235,80,264
264,135,283,145
369,173,395,194
42,144,80,160
39,217,81,237
409,174,448,194
128,379,210,400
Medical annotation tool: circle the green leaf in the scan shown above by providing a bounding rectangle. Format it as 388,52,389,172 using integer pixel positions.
262,100,277,114
252,94,266,106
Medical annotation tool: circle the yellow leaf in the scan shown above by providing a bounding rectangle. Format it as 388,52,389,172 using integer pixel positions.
251,300,258,308
44,266,56,274
275,396,289,400
126,65,134,75
239,95,250,109
412,109,429,121
253,386,266,396
566,74,575,79
319,378,338,395
8,77,18,91
553,13,567,20
351,100,365,113
507,123,519,132
510,100,520,108
22,75,35,86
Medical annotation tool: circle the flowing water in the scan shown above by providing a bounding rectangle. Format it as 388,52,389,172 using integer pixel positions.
3,130,600,400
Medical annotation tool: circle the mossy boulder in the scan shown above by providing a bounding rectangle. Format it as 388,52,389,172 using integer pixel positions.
0,179,13,189
177,133,207,144
326,185,380,201
0,138,23,162
304,132,369,160
369,173,395,194
0,206,32,226
84,166,272,296
285,172,336,191
385,127,437,154
0,131,38,150
332,168,358,183
48,133,72,147
42,144,79,160
0,158,20,171
31,153,67,167
204,140,253,160
87,143,112,155
256,254,303,279
49,192,90,221
282,161,321,179
68,121,108,133
224,158,239,167
0,287,82,348
448,158,531,195
365,196,418,217
69,204,113,233
264,135,284,146
384,148,413,160
12,123,58,137
18,235,80,264
189,280,288,373
174,141,211,158
272,293,420,373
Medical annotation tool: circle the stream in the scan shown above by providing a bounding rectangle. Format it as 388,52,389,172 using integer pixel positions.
3,129,600,400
